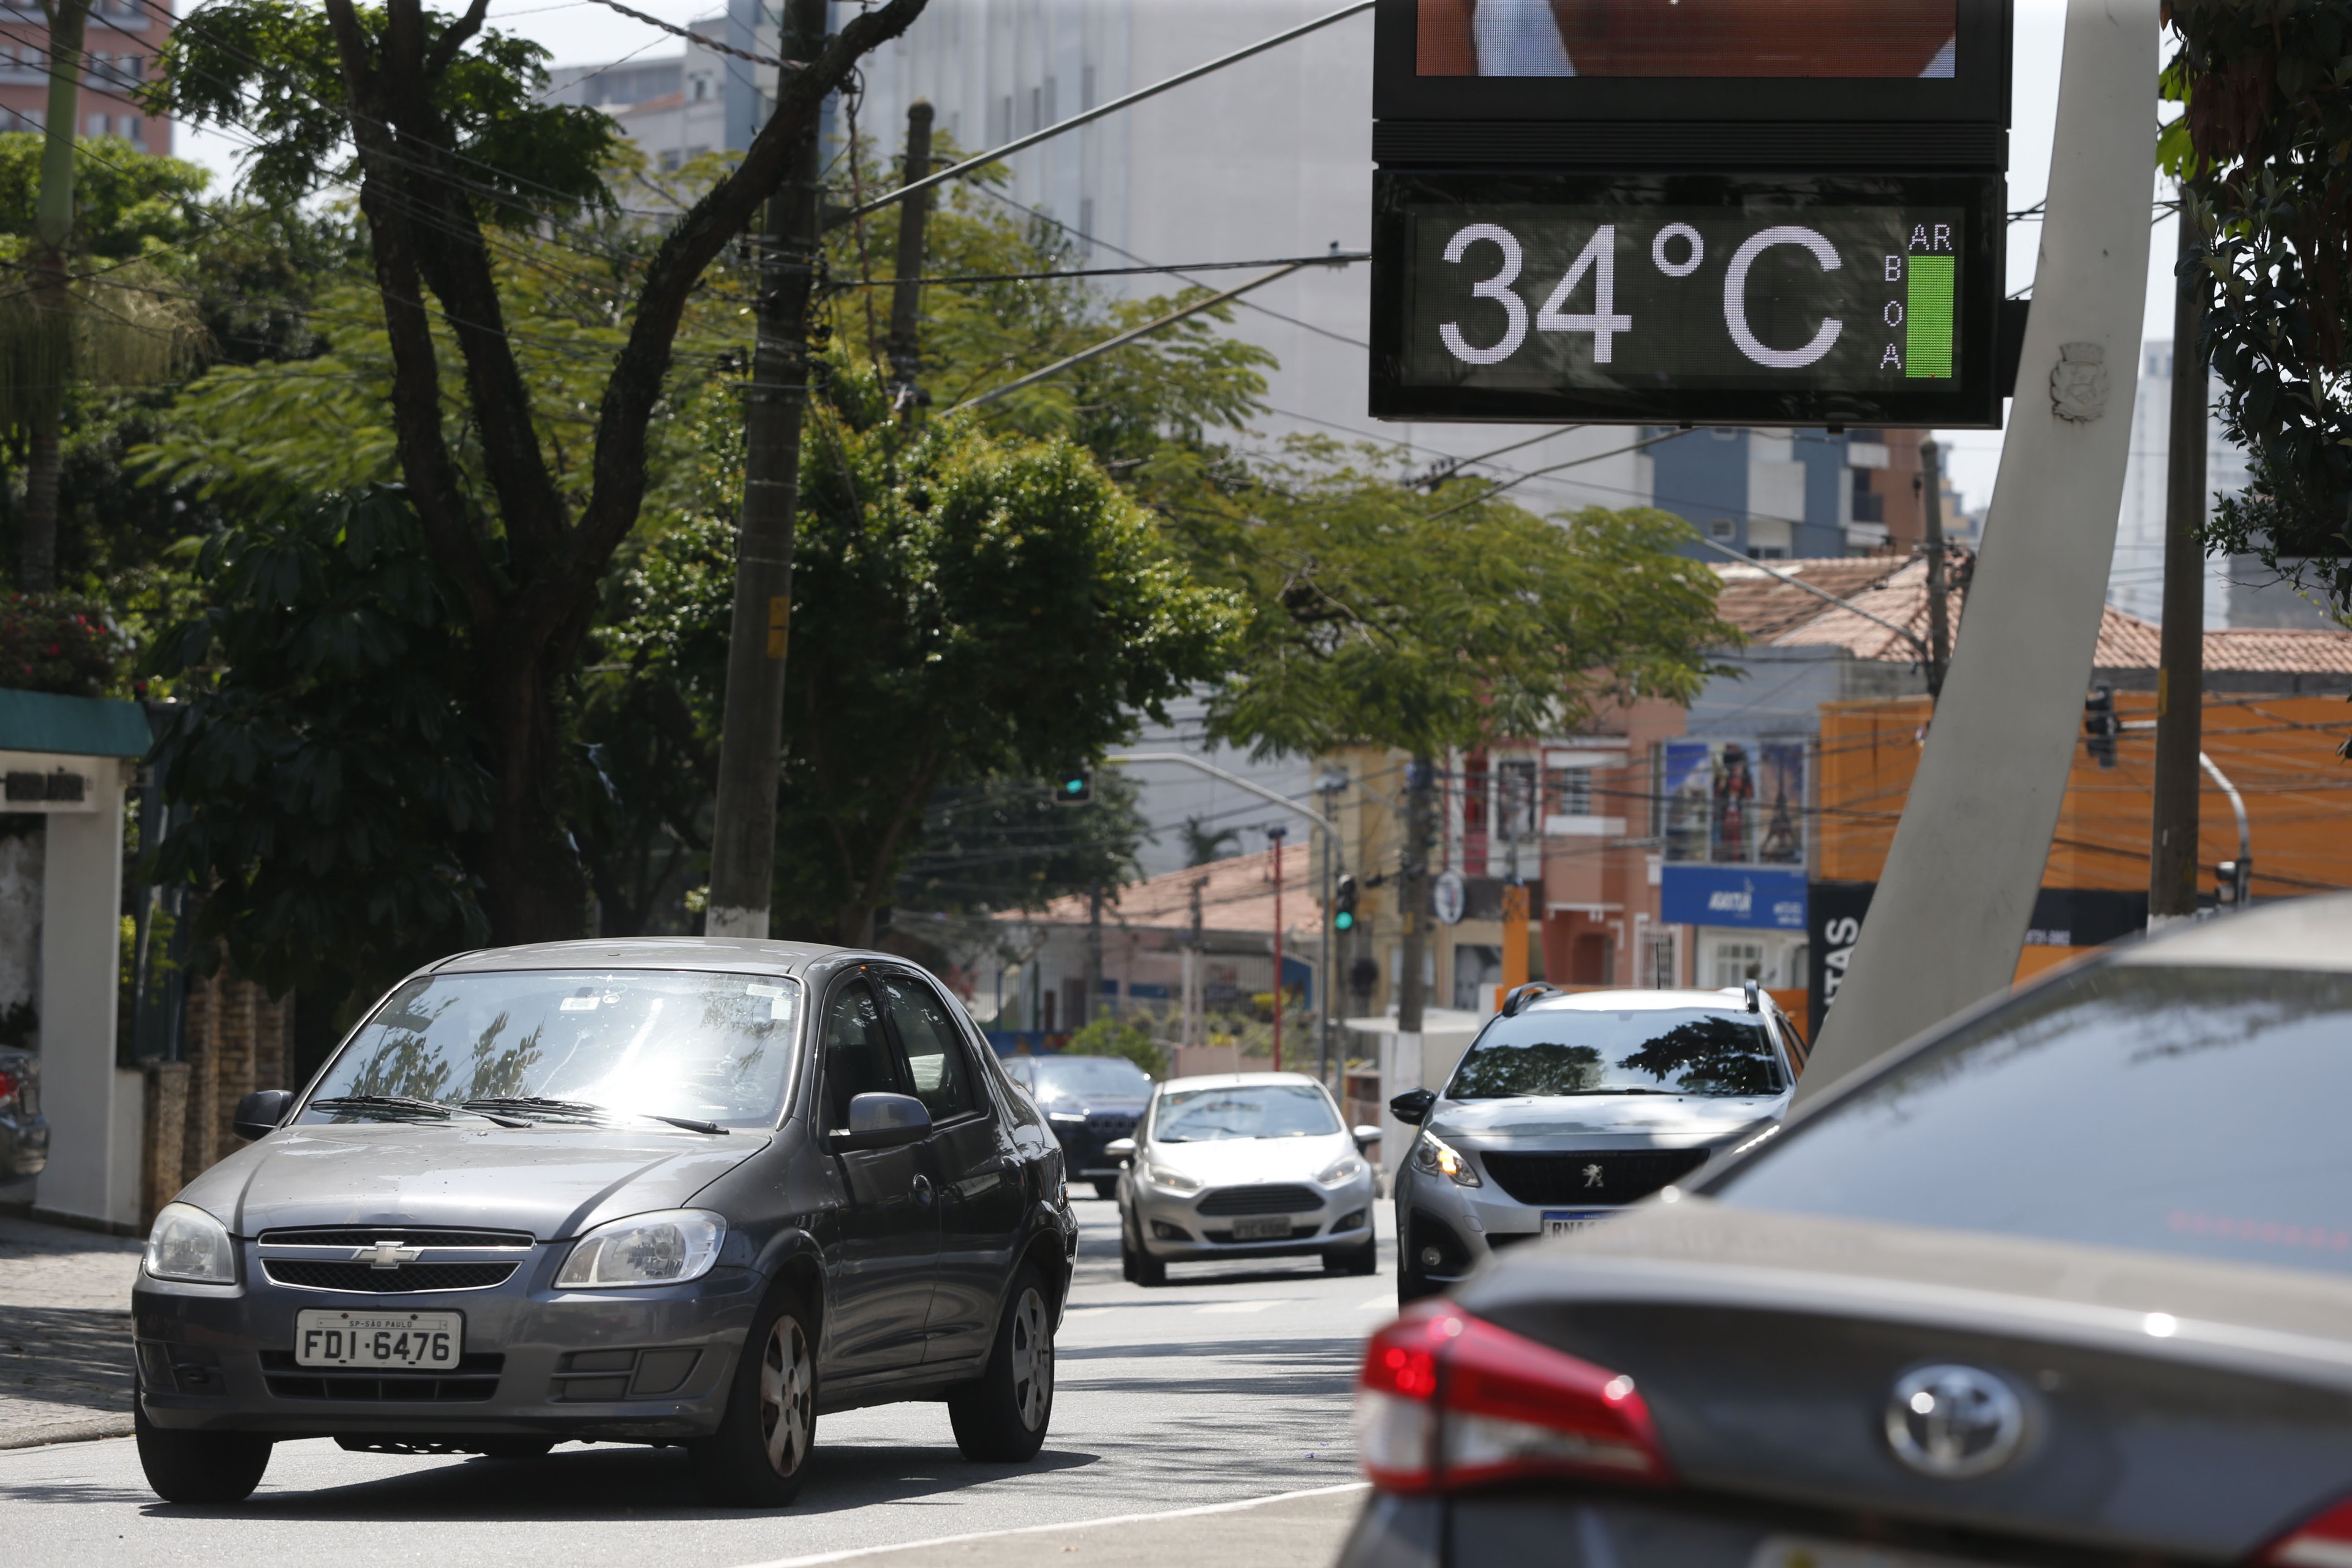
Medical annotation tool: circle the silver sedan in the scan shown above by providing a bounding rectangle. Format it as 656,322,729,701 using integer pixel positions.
1112,1072,1381,1286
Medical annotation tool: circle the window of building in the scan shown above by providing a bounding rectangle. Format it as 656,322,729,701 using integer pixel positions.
1550,765,1593,817
1082,64,1096,110
1710,940,1765,988
1851,469,1884,523
1709,518,1736,540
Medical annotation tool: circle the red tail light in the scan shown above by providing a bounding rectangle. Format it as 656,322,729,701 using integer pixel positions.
0,1067,17,1107
2258,1498,2352,1566
1354,1301,1672,1493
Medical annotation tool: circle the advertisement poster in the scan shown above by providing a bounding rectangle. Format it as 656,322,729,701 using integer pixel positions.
1757,741,1806,865
1414,0,1959,79
1662,741,1713,862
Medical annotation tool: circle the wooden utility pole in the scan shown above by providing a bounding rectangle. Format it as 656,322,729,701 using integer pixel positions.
2150,197,2209,924
705,0,827,938
1267,825,1287,1071
1395,756,1435,1034
884,101,934,421
1919,439,1952,698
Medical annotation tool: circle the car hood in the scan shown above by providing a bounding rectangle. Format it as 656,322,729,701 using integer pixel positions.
1428,1093,1784,1144
176,1120,773,1241
1145,1132,1355,1185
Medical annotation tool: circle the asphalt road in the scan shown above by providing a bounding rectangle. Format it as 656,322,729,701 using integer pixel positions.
0,1197,1390,1568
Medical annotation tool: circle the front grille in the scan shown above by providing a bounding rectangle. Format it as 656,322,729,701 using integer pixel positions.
258,1226,534,1249
264,1261,518,1293
1202,1223,1321,1243
261,1351,503,1403
1196,1184,1322,1217
1478,1148,1709,1207
1086,1113,1136,1134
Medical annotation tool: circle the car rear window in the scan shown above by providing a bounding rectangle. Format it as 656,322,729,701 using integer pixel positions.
1448,1008,1785,1099
1713,964,2352,1275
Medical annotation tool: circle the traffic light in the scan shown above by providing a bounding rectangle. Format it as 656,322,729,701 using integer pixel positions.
1332,873,1358,932
2082,685,2119,769
1054,769,1093,807
2217,858,2253,908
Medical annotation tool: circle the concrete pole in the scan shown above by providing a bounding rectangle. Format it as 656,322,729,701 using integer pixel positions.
2149,199,2209,924
1268,826,1286,1071
1799,0,2157,1102
884,101,934,421
1919,439,1952,698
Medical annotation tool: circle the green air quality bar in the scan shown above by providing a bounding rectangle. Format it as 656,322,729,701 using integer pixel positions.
1906,255,1956,379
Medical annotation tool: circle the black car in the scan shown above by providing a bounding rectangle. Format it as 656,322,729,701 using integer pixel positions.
1341,894,2352,1566
134,939,1077,1507
1003,1054,1152,1199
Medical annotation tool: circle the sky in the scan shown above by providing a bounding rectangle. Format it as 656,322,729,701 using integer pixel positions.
169,0,2172,519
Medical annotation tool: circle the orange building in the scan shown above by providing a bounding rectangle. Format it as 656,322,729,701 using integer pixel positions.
0,0,171,153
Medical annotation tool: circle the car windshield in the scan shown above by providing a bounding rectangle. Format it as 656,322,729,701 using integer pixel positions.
1027,1056,1153,1098
306,970,802,1131
1448,1007,1784,1099
1712,963,2352,1277
1155,1084,1338,1142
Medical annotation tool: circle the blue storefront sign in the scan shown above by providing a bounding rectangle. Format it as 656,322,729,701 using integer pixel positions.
1660,865,1808,932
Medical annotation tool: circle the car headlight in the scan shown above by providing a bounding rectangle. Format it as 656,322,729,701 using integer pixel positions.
556,1209,725,1289
1048,1110,1088,1125
1145,1161,1200,1194
1409,1131,1482,1188
144,1202,236,1284
1316,1155,1366,1186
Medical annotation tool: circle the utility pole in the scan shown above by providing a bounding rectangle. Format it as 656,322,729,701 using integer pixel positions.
1919,439,1952,699
1315,769,1346,1090
883,100,933,422
1396,756,1435,1034
705,0,828,940
1185,877,1205,1052
1084,881,1104,1030
1267,825,1287,1071
2149,197,2209,925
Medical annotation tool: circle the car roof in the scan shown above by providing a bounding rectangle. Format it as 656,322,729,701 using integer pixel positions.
2115,891,2352,972
1521,987,1774,1016
1157,1071,1330,1093
427,936,862,980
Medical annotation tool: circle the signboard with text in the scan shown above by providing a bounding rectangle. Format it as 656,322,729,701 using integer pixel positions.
1662,865,1808,932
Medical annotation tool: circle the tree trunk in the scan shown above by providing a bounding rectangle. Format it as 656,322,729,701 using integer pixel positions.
1396,754,1435,1033
475,637,588,944
20,0,89,593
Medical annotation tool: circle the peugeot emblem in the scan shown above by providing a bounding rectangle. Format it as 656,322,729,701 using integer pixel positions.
1885,1365,2026,1479
1582,1163,1604,1189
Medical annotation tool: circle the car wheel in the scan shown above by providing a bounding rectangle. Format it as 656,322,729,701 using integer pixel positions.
688,1281,819,1507
1123,1210,1167,1287
1325,1235,1378,1276
1118,1210,1139,1282
135,1396,270,1504
948,1266,1057,1462
1091,1180,1118,1201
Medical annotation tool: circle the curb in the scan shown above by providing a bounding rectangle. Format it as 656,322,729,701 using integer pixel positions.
0,1413,135,1450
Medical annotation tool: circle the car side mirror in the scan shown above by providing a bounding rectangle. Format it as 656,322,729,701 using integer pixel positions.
832,1092,932,1152
1102,1137,1136,1164
1389,1089,1436,1126
1352,1124,1383,1152
233,1088,295,1141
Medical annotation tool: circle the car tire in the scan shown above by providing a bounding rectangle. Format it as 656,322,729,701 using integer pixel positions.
1091,1180,1118,1201
688,1281,820,1507
1123,1210,1167,1287
948,1265,1057,1463
1325,1235,1378,1276
135,1396,271,1505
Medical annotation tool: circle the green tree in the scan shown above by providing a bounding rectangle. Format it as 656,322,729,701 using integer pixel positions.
2168,4,2352,617
899,769,1150,918
148,0,930,943
1066,1011,1166,1079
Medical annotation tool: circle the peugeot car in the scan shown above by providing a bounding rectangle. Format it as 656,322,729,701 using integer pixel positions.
1113,1071,1381,1285
1001,1053,1152,1199
1343,895,2352,1567
133,938,1077,1507
1389,983,1800,1302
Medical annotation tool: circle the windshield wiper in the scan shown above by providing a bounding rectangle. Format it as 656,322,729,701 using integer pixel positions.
311,1094,533,1128
463,1097,729,1136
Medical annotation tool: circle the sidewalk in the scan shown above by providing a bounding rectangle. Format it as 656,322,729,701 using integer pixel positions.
0,1213,143,1448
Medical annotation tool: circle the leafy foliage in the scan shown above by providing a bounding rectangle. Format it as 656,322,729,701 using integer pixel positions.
144,488,492,998
900,769,1150,917
1155,442,1738,759
2168,2,2352,611
0,592,126,694
1066,1011,1167,1079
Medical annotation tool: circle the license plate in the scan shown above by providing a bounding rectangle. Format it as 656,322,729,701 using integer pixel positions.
1543,1209,1609,1236
1231,1215,1293,1240
1750,1536,2002,1568
295,1310,462,1370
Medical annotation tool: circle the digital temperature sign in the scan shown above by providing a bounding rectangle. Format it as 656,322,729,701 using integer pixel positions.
1370,171,2003,426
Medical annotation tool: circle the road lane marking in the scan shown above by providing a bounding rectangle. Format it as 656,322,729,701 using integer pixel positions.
1061,1307,1113,1319
730,1480,1373,1568
1359,1296,1394,1310
1195,1298,1287,1314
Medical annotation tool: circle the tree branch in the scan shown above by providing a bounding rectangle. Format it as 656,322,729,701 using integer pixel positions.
424,0,494,75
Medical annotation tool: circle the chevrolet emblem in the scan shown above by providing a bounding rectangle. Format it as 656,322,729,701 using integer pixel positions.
356,1241,424,1270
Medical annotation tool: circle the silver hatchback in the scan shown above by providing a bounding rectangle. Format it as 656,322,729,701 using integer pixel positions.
1389,984,1801,1302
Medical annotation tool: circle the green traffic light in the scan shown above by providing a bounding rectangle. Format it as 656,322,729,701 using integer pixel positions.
1063,778,1083,794
1334,911,1355,932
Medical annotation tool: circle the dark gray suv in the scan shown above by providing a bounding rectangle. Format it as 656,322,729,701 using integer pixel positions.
132,938,1077,1507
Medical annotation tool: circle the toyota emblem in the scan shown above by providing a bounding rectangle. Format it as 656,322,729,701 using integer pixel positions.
1884,1365,2026,1479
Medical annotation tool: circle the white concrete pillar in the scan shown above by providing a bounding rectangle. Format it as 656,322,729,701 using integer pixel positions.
34,757,140,1230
